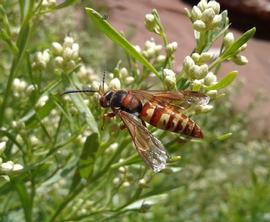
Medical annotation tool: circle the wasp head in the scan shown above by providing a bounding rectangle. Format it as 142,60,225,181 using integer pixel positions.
99,91,113,108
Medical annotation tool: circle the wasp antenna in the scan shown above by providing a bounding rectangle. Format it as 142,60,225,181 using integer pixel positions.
101,70,106,93
61,89,97,96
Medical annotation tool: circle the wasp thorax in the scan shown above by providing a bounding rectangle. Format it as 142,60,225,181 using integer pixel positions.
99,91,113,108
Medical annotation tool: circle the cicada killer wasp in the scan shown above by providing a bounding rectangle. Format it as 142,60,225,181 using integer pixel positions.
63,84,209,172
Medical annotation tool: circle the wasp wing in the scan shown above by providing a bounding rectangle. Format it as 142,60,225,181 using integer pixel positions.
130,90,209,109
117,110,168,172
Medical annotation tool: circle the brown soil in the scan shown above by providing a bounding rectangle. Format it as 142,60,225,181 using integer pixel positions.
104,0,270,134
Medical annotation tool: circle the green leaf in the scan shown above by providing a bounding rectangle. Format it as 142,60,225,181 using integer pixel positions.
54,0,79,9
69,93,98,133
25,95,56,128
220,27,256,60
85,8,161,80
206,71,238,91
12,179,32,222
79,133,99,179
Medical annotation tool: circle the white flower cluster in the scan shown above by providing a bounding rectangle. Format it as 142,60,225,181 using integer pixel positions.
166,41,178,55
183,52,218,112
0,141,23,173
186,0,222,32
142,38,162,59
77,65,98,84
12,78,36,97
183,52,215,81
163,68,176,89
144,12,161,35
32,49,50,70
52,36,81,72
224,32,248,65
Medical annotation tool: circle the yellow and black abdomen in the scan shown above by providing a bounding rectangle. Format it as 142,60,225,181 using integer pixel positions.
140,101,203,138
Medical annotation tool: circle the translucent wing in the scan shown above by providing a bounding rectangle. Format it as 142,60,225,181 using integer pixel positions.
117,110,168,172
129,90,209,109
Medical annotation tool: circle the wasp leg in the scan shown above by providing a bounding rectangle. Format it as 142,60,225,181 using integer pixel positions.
141,120,146,127
120,124,127,130
102,112,116,130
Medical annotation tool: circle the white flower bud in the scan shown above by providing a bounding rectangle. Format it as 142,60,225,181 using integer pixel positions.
122,181,130,187
63,36,74,48
193,20,206,32
42,49,50,63
199,64,209,79
198,0,208,11
233,55,248,65
207,1,220,14
200,52,214,63
166,41,178,54
201,8,215,24
13,163,23,171
125,76,135,84
145,14,158,33
63,47,73,60
154,44,162,54
191,53,201,63
36,95,49,107
54,56,64,67
145,14,155,23
224,32,235,48
164,69,176,87
109,78,121,90
204,72,217,85
66,60,76,69
0,141,7,153
1,161,14,172
113,177,121,185
210,14,222,28
30,135,40,146
52,42,63,55
191,6,202,20
192,79,204,91
71,43,79,58
190,65,200,79
145,40,154,50
119,67,128,78
143,48,155,59
183,56,195,73
26,84,36,94
156,55,166,63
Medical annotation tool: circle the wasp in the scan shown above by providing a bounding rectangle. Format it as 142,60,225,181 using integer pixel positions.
63,85,209,172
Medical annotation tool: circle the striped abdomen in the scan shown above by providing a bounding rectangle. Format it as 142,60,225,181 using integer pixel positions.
140,101,203,138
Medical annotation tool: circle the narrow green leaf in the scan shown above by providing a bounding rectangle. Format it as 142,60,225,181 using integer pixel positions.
25,95,56,128
12,179,32,222
85,8,161,80
206,71,238,91
69,93,98,133
221,27,256,60
79,133,99,179
54,0,79,9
